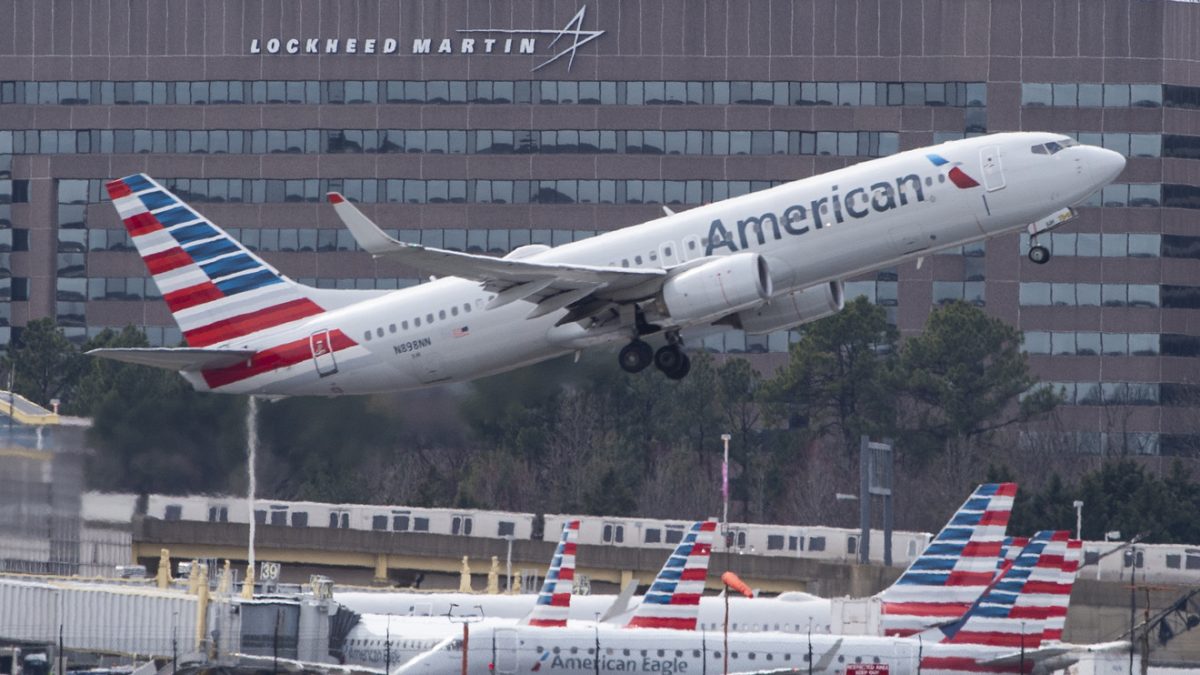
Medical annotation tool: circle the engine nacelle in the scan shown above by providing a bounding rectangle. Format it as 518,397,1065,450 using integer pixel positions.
659,252,773,324
733,281,845,334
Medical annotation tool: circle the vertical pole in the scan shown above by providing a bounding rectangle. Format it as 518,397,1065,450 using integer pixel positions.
272,609,280,675
859,436,870,565
172,612,178,675
721,434,731,541
882,439,894,568
722,590,729,675
57,624,63,675
385,615,391,675
461,623,469,675
1129,548,1136,675
505,537,513,592
247,396,258,584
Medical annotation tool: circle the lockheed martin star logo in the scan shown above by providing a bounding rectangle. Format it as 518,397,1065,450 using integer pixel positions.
457,6,604,72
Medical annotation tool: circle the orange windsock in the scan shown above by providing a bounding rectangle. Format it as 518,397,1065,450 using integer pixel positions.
721,571,753,598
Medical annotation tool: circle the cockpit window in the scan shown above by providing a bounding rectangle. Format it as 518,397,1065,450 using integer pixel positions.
1031,138,1078,155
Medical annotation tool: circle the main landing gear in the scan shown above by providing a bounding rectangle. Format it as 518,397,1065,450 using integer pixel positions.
618,337,691,380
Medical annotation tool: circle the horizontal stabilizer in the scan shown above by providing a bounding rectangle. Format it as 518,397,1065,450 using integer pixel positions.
88,347,255,371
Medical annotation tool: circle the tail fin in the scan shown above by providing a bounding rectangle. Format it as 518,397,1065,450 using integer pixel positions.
105,174,325,347
878,483,1017,636
626,520,717,630
945,530,1068,648
1029,537,1081,643
526,519,580,627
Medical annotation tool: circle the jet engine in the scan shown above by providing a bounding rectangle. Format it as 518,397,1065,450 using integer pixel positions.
732,281,845,334
659,252,773,324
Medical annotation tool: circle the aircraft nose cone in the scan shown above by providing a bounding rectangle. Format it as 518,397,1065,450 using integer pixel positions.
1090,147,1126,185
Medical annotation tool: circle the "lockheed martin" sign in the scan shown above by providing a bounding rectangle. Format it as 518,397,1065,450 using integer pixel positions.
248,6,604,72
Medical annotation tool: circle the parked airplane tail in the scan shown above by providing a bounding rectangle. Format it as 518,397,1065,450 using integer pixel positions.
526,519,580,627
103,174,362,348
877,483,1018,636
994,535,1029,580
918,531,1075,674
626,520,717,630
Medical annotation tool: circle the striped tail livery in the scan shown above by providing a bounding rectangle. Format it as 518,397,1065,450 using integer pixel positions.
626,520,717,630
919,530,1080,674
526,519,580,627
877,482,1017,636
94,174,379,394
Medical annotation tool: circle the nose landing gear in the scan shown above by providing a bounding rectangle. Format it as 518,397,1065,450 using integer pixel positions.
1028,242,1051,264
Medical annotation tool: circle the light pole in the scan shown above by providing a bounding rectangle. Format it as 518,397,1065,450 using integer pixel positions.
1073,500,1084,540
720,433,731,546
447,604,483,675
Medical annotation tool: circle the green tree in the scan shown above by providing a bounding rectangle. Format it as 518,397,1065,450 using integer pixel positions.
7,318,84,408
70,326,150,416
891,301,1059,463
762,297,897,461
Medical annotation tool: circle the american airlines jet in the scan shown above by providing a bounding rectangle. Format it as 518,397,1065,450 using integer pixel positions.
90,133,1124,395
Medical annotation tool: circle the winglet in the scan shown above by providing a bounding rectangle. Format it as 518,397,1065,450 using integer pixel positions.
326,192,407,256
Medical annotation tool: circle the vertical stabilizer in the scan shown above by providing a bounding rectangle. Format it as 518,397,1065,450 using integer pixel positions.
526,520,580,627
878,483,1017,636
626,521,717,630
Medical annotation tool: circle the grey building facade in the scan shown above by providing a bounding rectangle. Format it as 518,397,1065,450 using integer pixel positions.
1,0,1198,453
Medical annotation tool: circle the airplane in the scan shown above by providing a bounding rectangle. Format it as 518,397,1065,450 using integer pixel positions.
88,133,1125,395
338,520,716,670
336,483,1017,637
392,530,1123,675
339,519,581,669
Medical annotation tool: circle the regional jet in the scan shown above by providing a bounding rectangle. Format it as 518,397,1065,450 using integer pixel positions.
90,133,1124,395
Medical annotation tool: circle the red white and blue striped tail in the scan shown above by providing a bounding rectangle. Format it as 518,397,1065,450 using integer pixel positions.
944,530,1068,648
878,483,1018,636
626,520,717,630
1033,537,1081,643
526,519,580,627
105,174,326,348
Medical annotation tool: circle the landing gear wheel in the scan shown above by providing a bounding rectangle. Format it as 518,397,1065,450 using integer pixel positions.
655,345,691,380
619,340,654,373
1028,245,1051,265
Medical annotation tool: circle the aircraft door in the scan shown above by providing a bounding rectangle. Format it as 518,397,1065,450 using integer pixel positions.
980,146,1006,192
309,330,338,377
659,241,679,267
493,628,519,674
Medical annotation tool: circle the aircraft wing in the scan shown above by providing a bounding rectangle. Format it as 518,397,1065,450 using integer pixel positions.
978,641,1128,668
87,347,255,371
327,193,667,317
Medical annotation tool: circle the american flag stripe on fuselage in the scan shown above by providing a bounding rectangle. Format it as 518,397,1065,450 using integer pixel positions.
879,483,1017,636
107,174,353,388
627,521,717,630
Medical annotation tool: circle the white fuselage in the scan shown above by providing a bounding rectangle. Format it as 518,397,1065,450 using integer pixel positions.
195,132,1122,395
389,620,1024,675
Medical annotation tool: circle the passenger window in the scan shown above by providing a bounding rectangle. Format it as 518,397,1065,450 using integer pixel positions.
415,317,421,326
451,306,458,316
389,323,396,333
664,246,673,257
394,515,410,531
439,309,446,320
402,320,409,329
616,525,624,543
645,528,661,544
372,515,387,530
413,517,430,531
376,327,384,338
363,331,372,341
426,313,434,323
329,513,339,528
464,303,472,312
634,255,643,265
291,512,308,527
